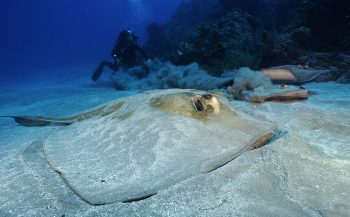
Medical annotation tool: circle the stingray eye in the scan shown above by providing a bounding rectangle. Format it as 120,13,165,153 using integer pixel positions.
192,96,206,111
202,94,212,100
195,99,206,111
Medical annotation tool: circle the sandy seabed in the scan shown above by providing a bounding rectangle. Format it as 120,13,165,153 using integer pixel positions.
0,80,349,217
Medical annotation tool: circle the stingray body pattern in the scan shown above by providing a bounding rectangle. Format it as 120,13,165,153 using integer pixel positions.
4,89,277,205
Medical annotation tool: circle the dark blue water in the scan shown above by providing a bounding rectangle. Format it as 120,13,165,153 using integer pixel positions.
0,0,186,88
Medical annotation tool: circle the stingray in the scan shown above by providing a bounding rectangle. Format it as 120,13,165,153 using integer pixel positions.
239,85,309,103
2,89,277,205
261,65,331,84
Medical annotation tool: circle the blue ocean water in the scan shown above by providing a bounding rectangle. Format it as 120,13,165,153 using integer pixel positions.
0,1,349,216
0,0,186,88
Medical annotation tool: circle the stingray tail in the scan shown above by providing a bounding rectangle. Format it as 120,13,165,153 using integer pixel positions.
0,116,73,127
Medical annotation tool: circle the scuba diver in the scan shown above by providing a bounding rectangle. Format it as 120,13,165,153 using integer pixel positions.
91,29,148,81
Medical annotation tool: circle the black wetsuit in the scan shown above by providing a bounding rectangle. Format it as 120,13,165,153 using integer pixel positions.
112,42,147,69
91,31,147,81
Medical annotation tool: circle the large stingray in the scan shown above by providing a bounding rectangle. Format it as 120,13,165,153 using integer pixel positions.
3,89,277,205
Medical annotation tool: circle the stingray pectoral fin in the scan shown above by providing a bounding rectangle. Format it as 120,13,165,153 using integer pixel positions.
1,116,73,127
201,148,248,173
248,131,276,150
201,130,277,173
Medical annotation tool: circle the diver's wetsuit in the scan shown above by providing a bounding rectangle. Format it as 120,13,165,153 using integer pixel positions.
91,29,147,81
112,43,147,69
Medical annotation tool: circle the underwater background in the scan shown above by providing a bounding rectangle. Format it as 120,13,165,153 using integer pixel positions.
0,0,350,216
1,0,350,89
0,0,185,88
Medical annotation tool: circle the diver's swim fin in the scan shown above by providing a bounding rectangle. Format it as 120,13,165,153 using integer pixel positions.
0,116,73,127
91,63,104,81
